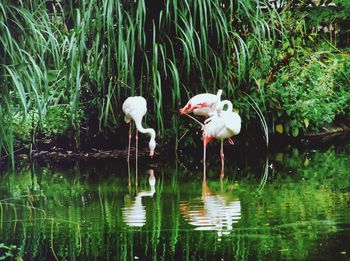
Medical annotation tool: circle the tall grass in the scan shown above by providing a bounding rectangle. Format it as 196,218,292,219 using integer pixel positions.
0,0,284,163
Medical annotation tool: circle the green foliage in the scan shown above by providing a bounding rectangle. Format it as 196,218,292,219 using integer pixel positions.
11,107,72,146
0,243,20,260
307,0,350,25
0,0,350,163
42,106,71,137
0,0,282,157
267,53,350,136
233,5,350,137
11,112,37,144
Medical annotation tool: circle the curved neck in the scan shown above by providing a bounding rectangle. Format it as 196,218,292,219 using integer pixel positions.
216,89,223,102
220,100,233,112
134,116,156,141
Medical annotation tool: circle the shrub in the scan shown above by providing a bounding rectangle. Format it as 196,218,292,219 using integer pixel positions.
267,53,350,136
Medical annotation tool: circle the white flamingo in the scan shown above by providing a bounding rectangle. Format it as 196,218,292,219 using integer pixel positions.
180,90,236,175
202,110,241,176
122,96,156,164
179,89,232,124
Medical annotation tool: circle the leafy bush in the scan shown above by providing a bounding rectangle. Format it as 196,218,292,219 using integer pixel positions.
267,53,350,136
12,106,72,145
0,243,20,260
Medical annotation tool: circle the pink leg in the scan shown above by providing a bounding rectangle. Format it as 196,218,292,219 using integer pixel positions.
220,140,224,179
203,136,207,181
127,123,132,163
135,129,138,187
127,123,132,188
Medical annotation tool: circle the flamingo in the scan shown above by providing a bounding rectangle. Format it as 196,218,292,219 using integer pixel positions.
202,110,241,177
179,89,232,125
180,89,235,173
122,96,156,166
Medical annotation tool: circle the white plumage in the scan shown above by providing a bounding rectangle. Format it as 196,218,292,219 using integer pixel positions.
179,89,240,176
203,111,241,141
122,96,147,124
180,90,222,116
202,110,241,177
180,89,232,117
122,96,156,157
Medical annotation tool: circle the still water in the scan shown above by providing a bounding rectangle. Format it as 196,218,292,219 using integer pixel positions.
0,144,349,260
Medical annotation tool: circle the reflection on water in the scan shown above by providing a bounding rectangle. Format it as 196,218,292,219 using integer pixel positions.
0,144,350,260
180,173,241,238
122,169,156,227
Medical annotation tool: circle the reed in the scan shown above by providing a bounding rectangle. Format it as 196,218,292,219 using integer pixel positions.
0,0,291,162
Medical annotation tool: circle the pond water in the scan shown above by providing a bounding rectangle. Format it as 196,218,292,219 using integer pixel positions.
0,143,350,260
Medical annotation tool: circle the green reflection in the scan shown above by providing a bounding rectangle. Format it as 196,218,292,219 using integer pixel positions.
0,144,349,260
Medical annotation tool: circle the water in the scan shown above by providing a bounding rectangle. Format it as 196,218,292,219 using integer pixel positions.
0,144,350,260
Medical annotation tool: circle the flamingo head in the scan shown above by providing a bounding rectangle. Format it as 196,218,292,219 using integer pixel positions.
179,103,192,114
149,139,156,157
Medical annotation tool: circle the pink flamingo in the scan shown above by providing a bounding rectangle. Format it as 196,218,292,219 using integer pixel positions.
122,96,156,166
180,89,235,173
202,110,241,177
180,89,232,124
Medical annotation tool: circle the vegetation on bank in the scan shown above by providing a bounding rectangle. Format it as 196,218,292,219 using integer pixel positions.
0,0,349,162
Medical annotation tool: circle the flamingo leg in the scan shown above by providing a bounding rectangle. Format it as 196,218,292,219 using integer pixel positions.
203,135,207,181
127,123,132,189
135,129,138,187
127,123,132,163
220,140,224,179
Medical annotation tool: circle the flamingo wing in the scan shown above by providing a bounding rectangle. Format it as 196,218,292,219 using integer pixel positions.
181,90,223,116
122,96,147,122
203,115,225,138
223,112,241,136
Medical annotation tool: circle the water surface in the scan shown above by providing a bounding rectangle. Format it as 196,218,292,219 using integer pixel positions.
0,144,350,260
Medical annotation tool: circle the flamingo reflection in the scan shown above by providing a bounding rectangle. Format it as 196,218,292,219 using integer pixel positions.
122,169,156,227
180,173,241,238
